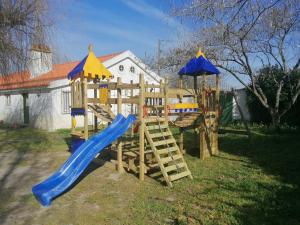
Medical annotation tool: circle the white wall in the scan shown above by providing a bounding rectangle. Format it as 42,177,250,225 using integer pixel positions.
0,51,162,130
28,92,54,130
28,50,52,78
0,94,23,124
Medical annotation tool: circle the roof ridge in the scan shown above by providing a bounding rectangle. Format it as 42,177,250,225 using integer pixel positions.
0,51,124,91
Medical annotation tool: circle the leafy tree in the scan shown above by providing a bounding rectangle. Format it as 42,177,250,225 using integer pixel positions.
247,66,300,126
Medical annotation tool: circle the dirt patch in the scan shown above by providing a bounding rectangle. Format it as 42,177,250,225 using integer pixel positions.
0,150,140,225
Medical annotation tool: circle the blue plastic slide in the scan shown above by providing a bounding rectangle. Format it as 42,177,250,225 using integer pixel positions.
32,114,136,206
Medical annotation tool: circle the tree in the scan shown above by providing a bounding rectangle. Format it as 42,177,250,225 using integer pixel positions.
0,0,51,75
169,0,300,127
247,66,300,125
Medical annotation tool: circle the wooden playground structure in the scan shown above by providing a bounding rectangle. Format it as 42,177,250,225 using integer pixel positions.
69,47,220,187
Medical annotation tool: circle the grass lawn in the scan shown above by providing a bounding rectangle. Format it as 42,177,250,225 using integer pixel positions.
0,126,299,225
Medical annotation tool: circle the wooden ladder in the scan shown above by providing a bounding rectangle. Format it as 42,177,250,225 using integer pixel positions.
88,104,115,122
144,117,193,187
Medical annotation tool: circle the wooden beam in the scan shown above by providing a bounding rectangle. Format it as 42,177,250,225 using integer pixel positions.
139,74,145,181
83,77,88,140
117,77,124,173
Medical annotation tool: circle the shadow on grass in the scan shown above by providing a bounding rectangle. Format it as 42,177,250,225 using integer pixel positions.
218,132,300,225
52,153,109,202
0,127,50,225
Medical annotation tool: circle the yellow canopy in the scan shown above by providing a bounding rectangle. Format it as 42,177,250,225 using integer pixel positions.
68,45,112,80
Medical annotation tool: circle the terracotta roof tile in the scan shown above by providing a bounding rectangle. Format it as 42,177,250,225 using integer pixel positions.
0,52,122,91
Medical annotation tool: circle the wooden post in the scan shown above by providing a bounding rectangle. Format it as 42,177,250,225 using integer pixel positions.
83,77,88,140
117,77,124,173
164,78,168,123
94,84,98,132
199,75,208,159
70,81,75,133
138,74,145,181
130,80,134,140
194,76,198,105
178,76,184,153
212,75,220,155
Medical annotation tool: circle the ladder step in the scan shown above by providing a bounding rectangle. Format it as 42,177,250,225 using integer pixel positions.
164,162,186,173
149,131,172,138
160,154,182,164
146,124,168,130
157,146,178,155
169,171,191,181
153,139,176,147
144,117,166,123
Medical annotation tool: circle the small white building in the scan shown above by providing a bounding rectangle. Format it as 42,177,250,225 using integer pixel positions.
0,45,162,131
232,88,251,121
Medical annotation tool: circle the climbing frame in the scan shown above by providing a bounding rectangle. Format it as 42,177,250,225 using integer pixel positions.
144,117,192,187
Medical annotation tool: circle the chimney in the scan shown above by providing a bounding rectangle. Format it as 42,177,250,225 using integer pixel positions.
28,44,52,78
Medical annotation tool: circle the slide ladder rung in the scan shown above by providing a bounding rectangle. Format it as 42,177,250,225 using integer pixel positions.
153,139,176,147
146,124,168,131
160,154,182,164
164,163,186,173
149,131,172,138
169,171,191,182
157,146,178,155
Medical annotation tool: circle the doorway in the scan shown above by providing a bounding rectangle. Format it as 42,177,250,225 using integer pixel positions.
23,93,29,124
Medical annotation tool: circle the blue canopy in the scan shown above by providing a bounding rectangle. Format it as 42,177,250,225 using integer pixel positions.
68,55,88,80
178,50,220,76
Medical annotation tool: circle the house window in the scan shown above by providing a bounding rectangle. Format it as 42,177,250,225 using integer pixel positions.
5,95,11,106
130,66,135,73
62,91,71,114
119,65,124,71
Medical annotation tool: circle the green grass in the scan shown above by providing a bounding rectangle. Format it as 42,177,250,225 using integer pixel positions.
0,125,299,225
130,128,300,225
0,126,71,153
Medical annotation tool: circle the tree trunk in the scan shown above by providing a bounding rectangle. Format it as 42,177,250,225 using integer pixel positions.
270,110,281,128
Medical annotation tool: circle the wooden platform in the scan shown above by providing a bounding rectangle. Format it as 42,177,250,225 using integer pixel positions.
174,113,201,128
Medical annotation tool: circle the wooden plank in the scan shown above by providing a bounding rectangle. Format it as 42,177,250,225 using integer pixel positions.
88,82,140,90
110,98,138,104
169,171,191,181
144,84,161,88
139,74,145,181
88,97,138,104
144,127,173,187
144,117,166,123
70,131,84,138
156,146,178,155
144,92,165,98
160,154,182,164
83,77,88,140
146,124,168,130
165,162,186,173
153,139,176,147
149,131,171,138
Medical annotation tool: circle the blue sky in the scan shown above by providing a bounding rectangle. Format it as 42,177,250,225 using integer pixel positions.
51,0,187,61
49,0,243,88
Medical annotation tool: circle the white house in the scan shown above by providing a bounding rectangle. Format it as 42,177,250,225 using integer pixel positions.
0,45,163,131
